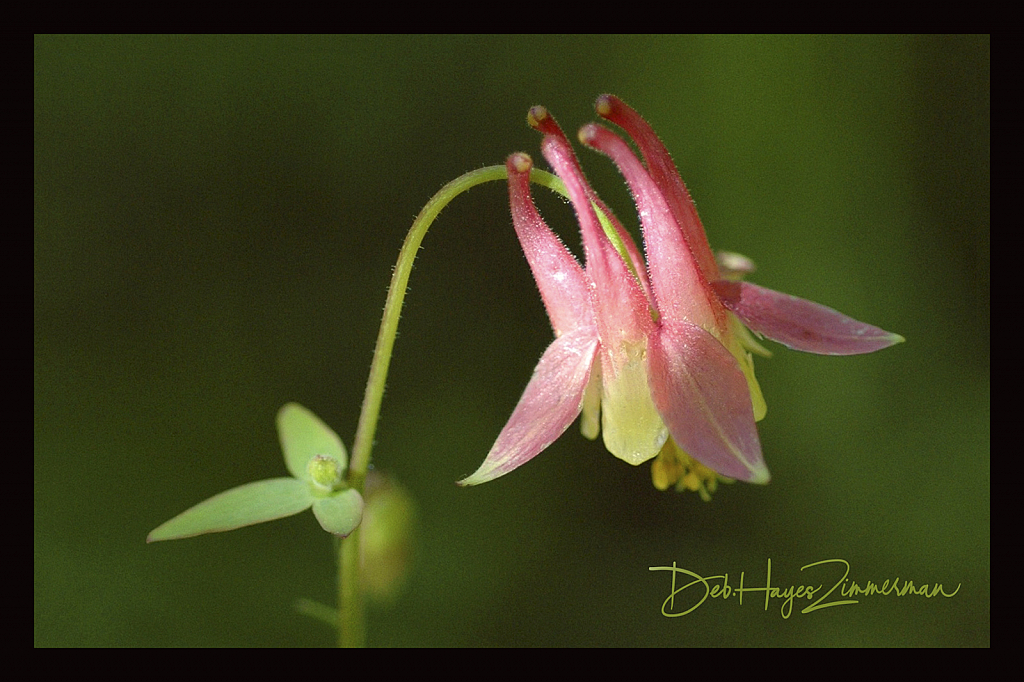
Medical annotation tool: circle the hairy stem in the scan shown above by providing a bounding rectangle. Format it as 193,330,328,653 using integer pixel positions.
337,164,567,647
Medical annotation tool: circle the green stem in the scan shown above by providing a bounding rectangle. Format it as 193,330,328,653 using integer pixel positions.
338,526,363,647
337,163,567,647
347,164,566,486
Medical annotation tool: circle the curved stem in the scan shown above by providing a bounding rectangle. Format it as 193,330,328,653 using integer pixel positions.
337,163,567,647
347,165,565,487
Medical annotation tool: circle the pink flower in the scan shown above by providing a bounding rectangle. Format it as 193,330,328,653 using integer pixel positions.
459,95,903,493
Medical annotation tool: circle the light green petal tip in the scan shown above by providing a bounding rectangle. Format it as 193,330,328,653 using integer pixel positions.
746,463,771,486
277,403,348,480
312,488,364,537
147,478,314,542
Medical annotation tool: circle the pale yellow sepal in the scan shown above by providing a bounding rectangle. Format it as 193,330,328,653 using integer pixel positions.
726,315,768,422
735,349,767,422
580,361,602,441
730,312,772,358
599,341,668,465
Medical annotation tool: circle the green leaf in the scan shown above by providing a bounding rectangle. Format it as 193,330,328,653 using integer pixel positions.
311,488,364,537
147,478,314,542
277,403,348,480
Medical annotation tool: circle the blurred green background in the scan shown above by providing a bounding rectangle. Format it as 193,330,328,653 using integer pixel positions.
35,35,989,647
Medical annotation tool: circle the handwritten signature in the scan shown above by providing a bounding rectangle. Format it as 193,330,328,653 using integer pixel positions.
649,558,961,619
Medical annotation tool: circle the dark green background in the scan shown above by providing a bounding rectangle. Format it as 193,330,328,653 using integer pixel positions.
35,35,989,647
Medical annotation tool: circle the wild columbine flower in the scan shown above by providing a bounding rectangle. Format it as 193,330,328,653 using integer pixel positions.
459,95,903,497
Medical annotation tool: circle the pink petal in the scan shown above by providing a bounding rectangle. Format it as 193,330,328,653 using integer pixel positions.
540,128,654,343
713,281,905,356
527,106,654,303
647,320,769,483
506,153,594,336
580,123,726,334
595,94,720,283
458,326,600,486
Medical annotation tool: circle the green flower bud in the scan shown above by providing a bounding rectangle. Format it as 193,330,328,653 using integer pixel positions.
307,454,344,491
360,472,416,603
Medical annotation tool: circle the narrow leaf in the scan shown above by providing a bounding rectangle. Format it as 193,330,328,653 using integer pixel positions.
147,478,314,542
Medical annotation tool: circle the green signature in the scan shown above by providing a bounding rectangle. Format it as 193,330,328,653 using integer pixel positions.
649,558,961,619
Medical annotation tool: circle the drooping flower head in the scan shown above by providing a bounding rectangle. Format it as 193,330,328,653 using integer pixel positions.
460,95,903,495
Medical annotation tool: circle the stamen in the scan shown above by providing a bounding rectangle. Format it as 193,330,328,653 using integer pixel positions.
651,439,730,500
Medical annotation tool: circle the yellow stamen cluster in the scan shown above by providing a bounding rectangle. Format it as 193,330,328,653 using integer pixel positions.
651,439,732,501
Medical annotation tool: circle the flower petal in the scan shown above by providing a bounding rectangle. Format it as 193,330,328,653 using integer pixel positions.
458,326,599,485
595,94,720,283
647,320,769,483
598,340,669,465
506,153,593,336
716,251,757,281
579,361,602,440
580,122,725,334
528,106,654,303
539,122,654,342
713,281,905,355
539,125,670,466
147,478,314,542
